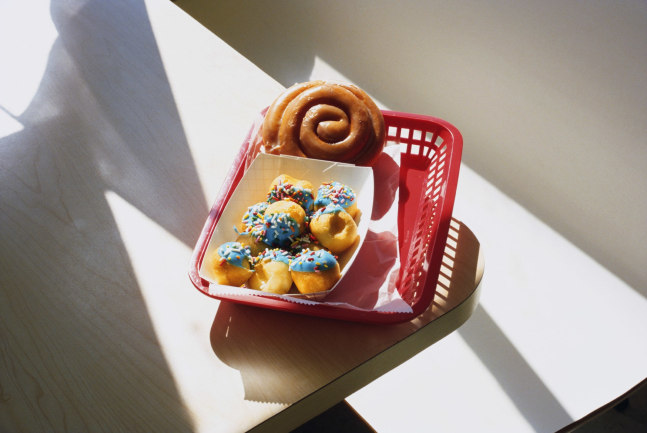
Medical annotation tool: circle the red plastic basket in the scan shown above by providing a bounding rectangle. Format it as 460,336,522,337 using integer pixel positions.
188,110,462,324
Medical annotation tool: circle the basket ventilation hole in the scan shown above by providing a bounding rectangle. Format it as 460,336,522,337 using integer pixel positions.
442,255,455,268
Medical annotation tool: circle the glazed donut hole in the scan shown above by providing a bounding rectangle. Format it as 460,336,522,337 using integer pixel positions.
211,256,253,287
289,248,341,295
239,201,269,234
310,206,358,254
235,232,269,257
267,174,315,213
314,181,359,220
265,200,306,230
262,200,307,248
210,242,254,287
247,249,293,294
314,201,359,221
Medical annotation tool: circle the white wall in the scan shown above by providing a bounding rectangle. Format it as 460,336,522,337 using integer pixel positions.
175,0,647,294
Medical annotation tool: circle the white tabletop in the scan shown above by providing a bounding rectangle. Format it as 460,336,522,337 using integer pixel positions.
173,0,647,431
348,163,647,432
3,1,646,432
1,2,485,432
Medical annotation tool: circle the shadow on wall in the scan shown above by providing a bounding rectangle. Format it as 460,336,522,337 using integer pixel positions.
175,0,647,296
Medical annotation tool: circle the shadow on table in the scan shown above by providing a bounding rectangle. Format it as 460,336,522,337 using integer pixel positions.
210,218,481,405
458,306,573,431
0,0,206,431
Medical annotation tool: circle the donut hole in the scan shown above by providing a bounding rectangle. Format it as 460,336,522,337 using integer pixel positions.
265,200,306,230
235,233,269,256
329,213,349,237
211,254,253,287
310,210,358,254
247,259,292,294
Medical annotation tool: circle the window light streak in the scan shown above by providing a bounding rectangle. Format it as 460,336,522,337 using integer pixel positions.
0,1,58,138
105,190,237,433
0,1,58,113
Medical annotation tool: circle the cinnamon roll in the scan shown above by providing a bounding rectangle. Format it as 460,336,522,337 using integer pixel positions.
262,81,385,165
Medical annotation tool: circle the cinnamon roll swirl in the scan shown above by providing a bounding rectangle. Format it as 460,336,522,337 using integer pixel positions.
262,81,385,165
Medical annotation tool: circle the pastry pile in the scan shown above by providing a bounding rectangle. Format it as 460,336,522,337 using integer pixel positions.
210,174,360,295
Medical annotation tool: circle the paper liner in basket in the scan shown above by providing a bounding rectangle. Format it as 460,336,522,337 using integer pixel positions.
198,153,373,301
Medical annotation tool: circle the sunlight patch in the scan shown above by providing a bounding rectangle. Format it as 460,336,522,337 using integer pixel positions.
105,189,244,432
0,1,58,118
0,109,23,138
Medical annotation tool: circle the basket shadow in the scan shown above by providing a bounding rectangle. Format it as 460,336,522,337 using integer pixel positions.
414,218,483,323
209,218,482,405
